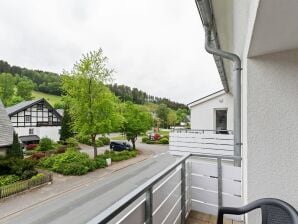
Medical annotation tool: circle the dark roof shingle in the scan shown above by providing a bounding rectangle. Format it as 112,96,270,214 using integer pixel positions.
5,99,42,116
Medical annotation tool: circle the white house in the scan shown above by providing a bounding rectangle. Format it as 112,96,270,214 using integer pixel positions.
6,98,62,143
188,89,233,132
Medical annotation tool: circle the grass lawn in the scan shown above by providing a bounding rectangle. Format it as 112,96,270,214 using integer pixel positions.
32,91,62,106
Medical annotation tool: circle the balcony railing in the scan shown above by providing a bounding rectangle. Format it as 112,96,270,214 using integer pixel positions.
87,153,242,224
169,129,234,156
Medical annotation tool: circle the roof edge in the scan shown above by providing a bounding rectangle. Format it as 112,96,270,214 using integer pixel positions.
188,89,225,107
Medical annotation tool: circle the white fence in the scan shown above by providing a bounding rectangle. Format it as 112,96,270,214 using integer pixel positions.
190,157,242,221
91,154,243,224
169,130,234,156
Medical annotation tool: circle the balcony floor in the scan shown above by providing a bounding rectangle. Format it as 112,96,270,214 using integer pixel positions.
186,211,243,224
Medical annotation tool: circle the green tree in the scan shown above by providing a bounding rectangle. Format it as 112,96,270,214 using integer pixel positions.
122,102,153,149
156,104,169,128
59,106,74,141
167,110,177,128
0,73,15,105
62,49,123,157
7,132,23,158
176,108,189,124
16,77,35,100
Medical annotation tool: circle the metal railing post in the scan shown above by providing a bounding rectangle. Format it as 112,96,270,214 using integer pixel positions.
181,161,186,224
145,187,153,224
217,158,223,208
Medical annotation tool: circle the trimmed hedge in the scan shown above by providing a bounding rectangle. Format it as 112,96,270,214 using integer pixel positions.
97,150,137,162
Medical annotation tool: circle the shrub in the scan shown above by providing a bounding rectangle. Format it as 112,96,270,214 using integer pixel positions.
162,134,169,140
146,140,155,144
76,135,92,145
39,156,56,169
0,158,37,179
153,133,161,141
99,150,137,162
98,137,110,145
0,175,20,187
26,144,38,150
21,170,38,179
55,145,67,154
39,150,96,175
66,137,79,148
94,157,107,169
96,139,104,147
39,137,54,151
53,162,90,176
29,152,46,160
142,136,149,143
30,173,45,181
159,138,169,144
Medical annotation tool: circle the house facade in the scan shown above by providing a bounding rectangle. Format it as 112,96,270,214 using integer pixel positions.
196,0,298,222
188,90,233,132
0,100,14,156
6,99,62,143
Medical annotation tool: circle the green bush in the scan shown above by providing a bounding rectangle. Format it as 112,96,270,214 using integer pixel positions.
162,135,169,140
0,175,20,187
98,150,137,162
142,136,149,143
158,138,169,144
66,137,79,148
39,150,96,175
39,137,54,151
96,139,104,147
94,157,108,168
98,137,110,145
76,135,92,145
30,173,45,180
146,140,155,144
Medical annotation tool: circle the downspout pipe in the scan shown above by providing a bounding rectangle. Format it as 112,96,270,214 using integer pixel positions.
196,0,242,166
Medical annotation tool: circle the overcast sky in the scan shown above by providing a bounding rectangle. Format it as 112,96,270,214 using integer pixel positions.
0,0,222,104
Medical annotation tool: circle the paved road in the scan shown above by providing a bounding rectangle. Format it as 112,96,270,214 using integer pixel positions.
0,151,174,224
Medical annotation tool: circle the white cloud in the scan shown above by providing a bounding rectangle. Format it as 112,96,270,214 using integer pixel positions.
0,0,222,103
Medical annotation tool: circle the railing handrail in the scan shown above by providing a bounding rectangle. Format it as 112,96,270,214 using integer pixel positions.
171,129,234,134
87,153,241,224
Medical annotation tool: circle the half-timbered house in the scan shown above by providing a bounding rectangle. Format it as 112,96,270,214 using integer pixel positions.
6,98,62,144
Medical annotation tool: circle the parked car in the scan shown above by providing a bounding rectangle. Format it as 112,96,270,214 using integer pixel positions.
110,141,132,151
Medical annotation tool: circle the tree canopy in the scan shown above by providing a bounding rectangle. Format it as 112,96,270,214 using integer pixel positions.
62,49,123,157
121,102,153,149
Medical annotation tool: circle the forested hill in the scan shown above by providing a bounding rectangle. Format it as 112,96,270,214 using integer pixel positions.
0,60,187,110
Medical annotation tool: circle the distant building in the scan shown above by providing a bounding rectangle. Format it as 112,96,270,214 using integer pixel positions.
188,90,233,132
0,100,14,156
6,98,62,144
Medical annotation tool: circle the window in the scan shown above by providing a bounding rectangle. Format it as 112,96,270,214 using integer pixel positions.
215,109,228,134
25,115,31,123
29,128,34,135
37,104,43,110
48,116,53,125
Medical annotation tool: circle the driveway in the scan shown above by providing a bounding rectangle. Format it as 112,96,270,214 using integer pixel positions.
79,138,169,158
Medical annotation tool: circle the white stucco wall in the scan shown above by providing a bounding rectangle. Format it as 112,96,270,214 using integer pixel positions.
244,49,298,215
15,126,61,142
190,93,233,130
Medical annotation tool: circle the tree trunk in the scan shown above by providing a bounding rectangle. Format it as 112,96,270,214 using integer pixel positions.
132,138,136,150
92,135,97,158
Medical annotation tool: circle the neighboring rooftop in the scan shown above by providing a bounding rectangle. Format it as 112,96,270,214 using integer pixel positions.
0,100,14,147
188,89,225,107
6,99,43,116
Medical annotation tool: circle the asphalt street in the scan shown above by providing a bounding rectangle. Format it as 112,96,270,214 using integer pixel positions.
0,151,176,224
